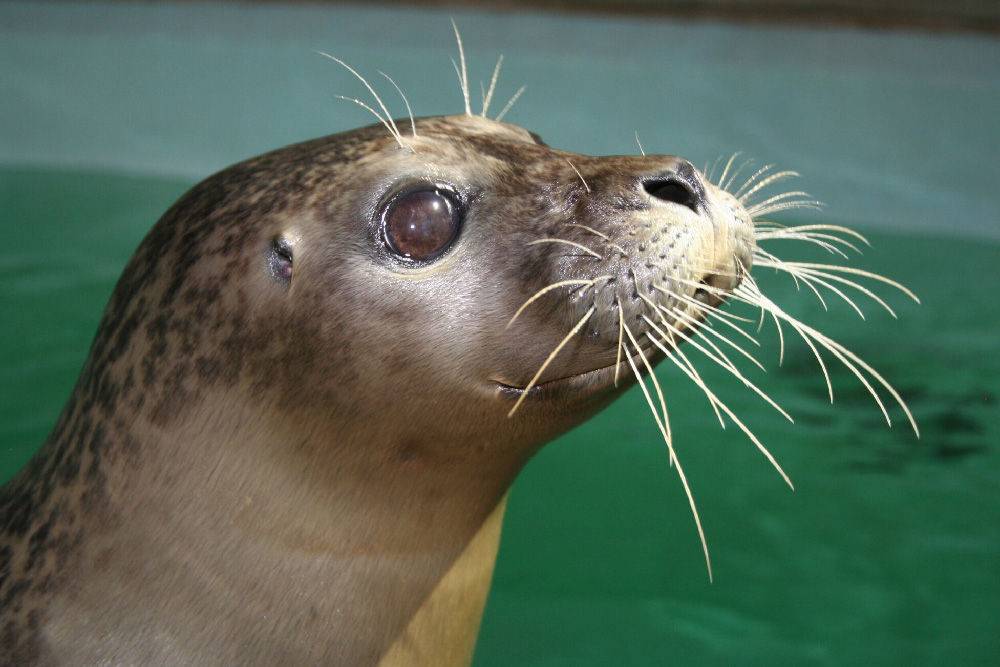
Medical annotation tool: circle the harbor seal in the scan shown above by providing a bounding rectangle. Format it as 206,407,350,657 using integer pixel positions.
0,49,916,666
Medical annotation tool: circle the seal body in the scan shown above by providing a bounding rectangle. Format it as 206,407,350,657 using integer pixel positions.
0,115,754,664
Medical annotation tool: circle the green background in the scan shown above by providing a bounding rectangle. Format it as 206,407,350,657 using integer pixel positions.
2,3,998,664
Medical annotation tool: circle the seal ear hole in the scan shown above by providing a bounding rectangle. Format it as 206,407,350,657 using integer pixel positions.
268,238,293,282
644,179,698,213
382,188,462,262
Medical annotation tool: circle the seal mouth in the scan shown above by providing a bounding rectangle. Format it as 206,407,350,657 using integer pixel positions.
497,342,666,405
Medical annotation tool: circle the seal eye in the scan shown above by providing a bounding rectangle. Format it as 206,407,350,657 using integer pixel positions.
382,189,461,261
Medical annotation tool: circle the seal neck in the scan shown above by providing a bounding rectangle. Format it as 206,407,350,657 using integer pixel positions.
72,389,520,664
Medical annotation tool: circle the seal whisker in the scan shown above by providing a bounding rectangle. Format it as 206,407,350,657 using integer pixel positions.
671,308,766,372
736,168,800,202
716,276,789,359
732,164,777,199
450,19,472,115
642,312,792,424
756,256,881,318
747,199,824,217
737,281,919,436
635,132,646,156
650,325,727,427
755,260,919,306
318,53,405,147
495,84,526,122
753,251,832,311
564,222,610,240
649,331,795,490
481,55,504,117
622,326,674,457
507,307,596,417
756,223,871,248
722,158,756,193
755,228,857,259
564,223,629,256
674,276,741,300
526,238,603,259
745,190,821,213
378,71,417,137
334,96,407,149
565,159,592,193
704,155,723,184
715,152,742,189
507,277,611,327
676,292,762,338
615,297,626,387
619,323,714,582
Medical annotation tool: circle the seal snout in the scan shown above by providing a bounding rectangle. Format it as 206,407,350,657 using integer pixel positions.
523,153,758,378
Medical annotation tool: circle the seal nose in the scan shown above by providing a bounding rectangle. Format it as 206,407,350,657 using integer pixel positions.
641,161,706,213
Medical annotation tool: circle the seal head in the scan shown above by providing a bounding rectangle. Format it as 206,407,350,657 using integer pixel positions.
0,114,755,664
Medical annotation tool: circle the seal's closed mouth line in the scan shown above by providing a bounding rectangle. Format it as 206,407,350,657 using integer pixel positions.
498,345,664,397
497,364,616,396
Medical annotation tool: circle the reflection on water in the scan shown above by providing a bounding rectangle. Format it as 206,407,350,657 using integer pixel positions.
1,168,997,665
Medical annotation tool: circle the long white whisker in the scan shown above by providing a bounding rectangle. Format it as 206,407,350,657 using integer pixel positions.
738,272,789,363
756,258,884,319
564,223,609,241
643,313,793,425
758,261,920,304
645,328,794,489
723,158,755,193
756,224,871,247
565,159,591,193
495,85,526,122
482,55,504,117
738,279,916,435
526,238,603,259
451,19,471,115
676,292,760,328
747,200,824,217
754,252,831,311
507,307,595,417
620,325,712,581
334,96,406,150
319,53,403,145
507,277,613,327
704,155,723,184
745,190,817,211
615,298,625,386
755,232,854,259
379,71,416,137
716,152,741,189
657,329,727,427
738,169,801,202
733,164,777,200
672,308,766,371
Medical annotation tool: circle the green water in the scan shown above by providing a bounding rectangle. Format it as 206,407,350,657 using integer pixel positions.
1,168,997,665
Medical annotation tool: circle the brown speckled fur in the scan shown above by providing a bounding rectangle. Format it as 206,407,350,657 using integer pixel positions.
0,115,753,665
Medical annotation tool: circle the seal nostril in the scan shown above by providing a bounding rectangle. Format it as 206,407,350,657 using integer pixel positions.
644,179,698,213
